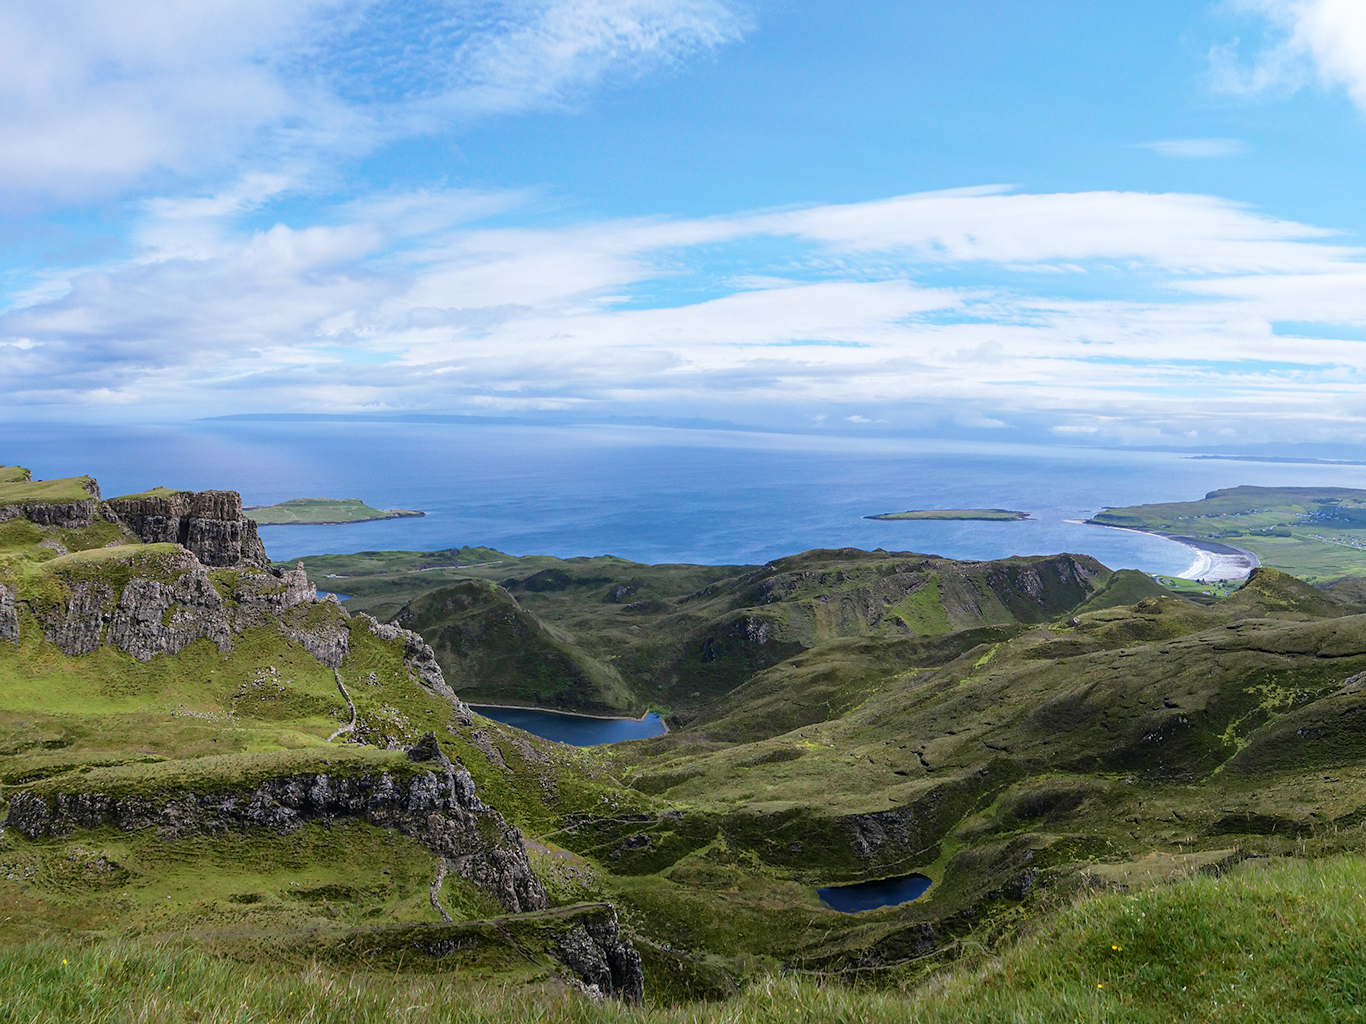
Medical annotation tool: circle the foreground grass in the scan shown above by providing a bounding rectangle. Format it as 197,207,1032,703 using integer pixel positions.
6,854,1366,1023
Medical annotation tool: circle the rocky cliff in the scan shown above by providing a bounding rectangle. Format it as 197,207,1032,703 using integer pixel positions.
6,735,547,914
105,489,269,567
0,473,101,529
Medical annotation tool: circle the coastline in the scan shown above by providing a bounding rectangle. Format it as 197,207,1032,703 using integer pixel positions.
1071,520,1261,581
469,702,670,733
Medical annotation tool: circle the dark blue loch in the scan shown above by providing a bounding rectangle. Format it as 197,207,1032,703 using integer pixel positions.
817,873,933,913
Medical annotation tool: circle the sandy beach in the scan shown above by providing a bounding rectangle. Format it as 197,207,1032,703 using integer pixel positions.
1071,521,1261,581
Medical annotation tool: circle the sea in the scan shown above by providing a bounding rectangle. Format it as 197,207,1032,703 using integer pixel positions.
10,419,1366,577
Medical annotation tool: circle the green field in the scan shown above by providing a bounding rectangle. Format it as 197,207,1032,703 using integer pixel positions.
866,508,1030,521
246,497,425,525
1090,485,1366,582
0,466,96,504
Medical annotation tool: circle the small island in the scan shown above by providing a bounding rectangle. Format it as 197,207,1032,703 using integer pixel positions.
866,508,1031,522
245,497,425,525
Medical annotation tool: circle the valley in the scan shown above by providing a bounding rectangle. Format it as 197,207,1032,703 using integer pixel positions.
7,463,1366,1016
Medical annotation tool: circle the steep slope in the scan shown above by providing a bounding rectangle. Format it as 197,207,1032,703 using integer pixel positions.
356,548,1112,717
395,581,632,712
0,474,652,997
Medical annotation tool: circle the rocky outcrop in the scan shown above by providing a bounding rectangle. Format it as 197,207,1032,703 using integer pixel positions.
231,562,315,620
31,551,334,663
0,476,101,530
354,612,472,719
0,583,17,642
315,904,644,1001
34,581,113,656
105,490,269,568
105,569,232,661
552,907,645,1003
6,738,547,913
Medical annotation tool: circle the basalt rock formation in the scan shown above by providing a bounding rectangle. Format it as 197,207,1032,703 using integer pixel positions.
0,583,17,642
6,741,548,914
0,473,101,529
32,551,317,660
105,489,269,568
551,906,645,1003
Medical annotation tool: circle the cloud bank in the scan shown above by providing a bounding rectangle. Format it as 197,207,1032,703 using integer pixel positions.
5,184,1366,444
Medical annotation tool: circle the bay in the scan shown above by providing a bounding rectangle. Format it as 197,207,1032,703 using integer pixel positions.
10,419,1366,576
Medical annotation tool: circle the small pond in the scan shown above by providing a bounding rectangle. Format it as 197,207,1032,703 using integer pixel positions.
317,591,352,602
471,706,667,746
817,873,933,913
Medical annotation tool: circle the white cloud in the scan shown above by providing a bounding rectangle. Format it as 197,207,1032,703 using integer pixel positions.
1136,138,1248,159
0,0,750,205
1216,0,1366,110
6,185,1366,443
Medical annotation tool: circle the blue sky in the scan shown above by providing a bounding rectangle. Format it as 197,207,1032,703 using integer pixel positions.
4,0,1366,446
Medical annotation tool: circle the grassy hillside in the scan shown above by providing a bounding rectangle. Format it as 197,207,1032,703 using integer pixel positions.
0,467,96,504
7,853,1366,1022
298,547,1111,716
1090,485,1366,581
15,471,1366,1011
247,498,424,525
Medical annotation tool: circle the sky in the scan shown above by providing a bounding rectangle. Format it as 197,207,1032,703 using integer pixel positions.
4,0,1366,447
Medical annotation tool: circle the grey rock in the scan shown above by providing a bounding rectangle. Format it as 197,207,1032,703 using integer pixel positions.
0,583,17,643
0,476,101,529
231,563,316,630
106,569,232,662
0,497,100,530
105,489,269,567
552,908,644,1004
285,617,350,669
36,581,113,655
6,755,548,914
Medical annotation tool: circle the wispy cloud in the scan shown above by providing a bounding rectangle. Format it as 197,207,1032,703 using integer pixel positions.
0,0,751,206
1135,138,1248,159
7,185,1366,443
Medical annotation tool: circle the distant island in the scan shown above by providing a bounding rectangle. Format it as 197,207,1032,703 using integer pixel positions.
866,508,1031,522
245,497,425,525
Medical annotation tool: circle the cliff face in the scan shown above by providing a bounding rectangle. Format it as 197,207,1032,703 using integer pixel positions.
29,551,315,661
0,476,101,529
0,584,17,642
105,489,269,568
6,743,548,914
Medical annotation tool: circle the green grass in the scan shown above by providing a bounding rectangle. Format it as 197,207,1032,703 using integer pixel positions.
0,474,96,504
108,487,192,501
1089,485,1366,581
7,854,1366,1021
247,498,424,525
867,509,1031,521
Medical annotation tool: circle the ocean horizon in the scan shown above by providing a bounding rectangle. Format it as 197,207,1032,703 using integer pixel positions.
9,419,1366,578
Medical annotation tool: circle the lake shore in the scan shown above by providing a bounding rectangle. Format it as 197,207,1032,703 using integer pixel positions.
1073,521,1261,581
469,702,670,732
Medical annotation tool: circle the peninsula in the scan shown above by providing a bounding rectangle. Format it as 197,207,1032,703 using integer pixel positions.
1087,485,1366,581
244,496,425,525
866,508,1031,521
